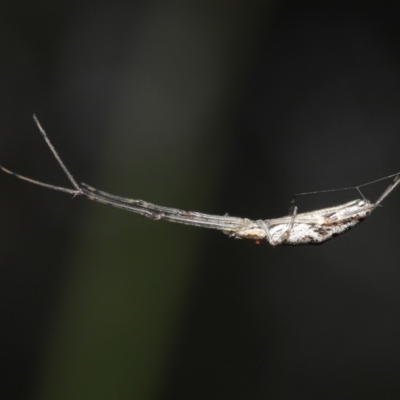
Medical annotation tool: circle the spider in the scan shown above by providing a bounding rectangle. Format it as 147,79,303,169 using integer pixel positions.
2,115,399,246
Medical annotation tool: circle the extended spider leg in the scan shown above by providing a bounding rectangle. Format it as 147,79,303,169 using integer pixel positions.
373,174,400,207
81,183,246,231
32,115,81,192
0,165,79,195
0,115,84,196
0,116,247,234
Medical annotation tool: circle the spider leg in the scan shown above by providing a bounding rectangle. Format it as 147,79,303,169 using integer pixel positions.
33,115,81,191
0,165,79,195
1,115,83,196
258,199,298,246
374,174,400,207
81,183,245,231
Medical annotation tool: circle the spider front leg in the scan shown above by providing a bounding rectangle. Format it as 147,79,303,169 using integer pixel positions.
257,198,298,246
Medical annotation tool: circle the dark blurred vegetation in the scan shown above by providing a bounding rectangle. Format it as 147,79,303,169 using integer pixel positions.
2,1,400,399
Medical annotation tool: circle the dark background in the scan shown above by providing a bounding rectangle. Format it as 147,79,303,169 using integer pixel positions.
2,1,400,399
